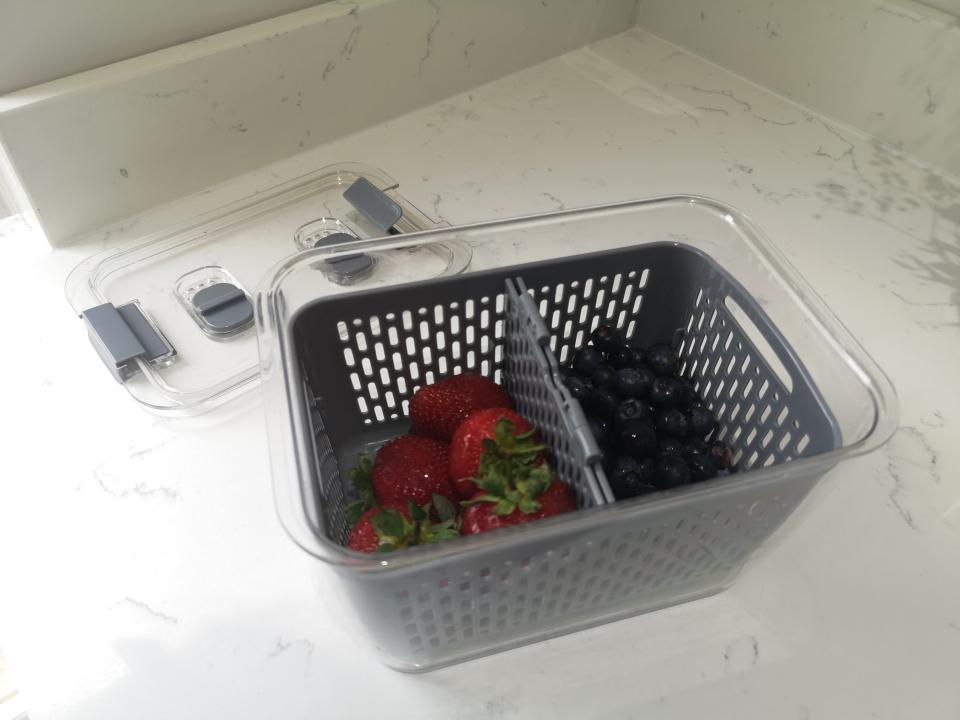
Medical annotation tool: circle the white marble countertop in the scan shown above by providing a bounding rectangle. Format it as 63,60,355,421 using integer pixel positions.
2,27,959,720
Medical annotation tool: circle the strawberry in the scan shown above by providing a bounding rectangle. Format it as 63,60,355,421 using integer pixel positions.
371,435,455,506
347,494,460,553
461,474,578,535
458,417,577,535
410,372,514,441
462,502,531,534
530,480,577,519
449,407,535,499
345,455,376,526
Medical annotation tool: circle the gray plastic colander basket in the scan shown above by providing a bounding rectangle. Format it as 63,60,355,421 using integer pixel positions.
287,242,840,671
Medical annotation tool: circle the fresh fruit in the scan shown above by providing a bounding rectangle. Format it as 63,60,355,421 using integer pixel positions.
688,406,716,439
646,343,679,376
461,478,574,534
655,408,689,438
649,377,681,408
348,502,409,553
449,408,535,498
590,324,624,353
345,455,377,526
563,375,593,402
347,495,460,553
608,345,636,369
684,439,712,458
562,334,738,495
372,435,455,505
658,437,684,457
711,441,735,471
572,346,605,376
653,455,691,489
409,372,513,441
608,456,655,499
618,419,658,459
609,470,656,500
675,380,698,410
459,417,575,534
686,453,717,482
627,344,645,366
639,457,656,481
589,388,621,418
614,368,651,398
588,416,614,449
530,481,577,520
613,398,652,427
610,455,642,481
462,501,533,534
590,363,617,389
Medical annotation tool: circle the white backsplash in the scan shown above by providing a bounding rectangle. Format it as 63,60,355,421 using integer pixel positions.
0,0,638,245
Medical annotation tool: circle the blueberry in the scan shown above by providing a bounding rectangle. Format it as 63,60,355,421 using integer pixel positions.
618,419,658,459
572,346,604,376
638,457,656,481
590,363,617,389
589,388,621,418
627,343,645,366
646,343,679,376
675,380,698,410
656,408,689,438
563,375,593,402
614,368,649,398
613,398,652,427
687,453,717,482
610,471,656,500
653,455,691,489
588,416,614,449
684,439,712,458
610,455,641,481
711,441,735,471
688,406,716,439
608,456,656,499
648,377,681,407
608,345,636,369
591,324,624,353
658,438,684,457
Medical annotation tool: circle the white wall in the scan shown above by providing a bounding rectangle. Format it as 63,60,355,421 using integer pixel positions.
0,0,330,94
0,0,639,244
637,0,960,176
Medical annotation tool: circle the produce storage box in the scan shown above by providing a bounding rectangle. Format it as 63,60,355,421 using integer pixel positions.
257,195,897,671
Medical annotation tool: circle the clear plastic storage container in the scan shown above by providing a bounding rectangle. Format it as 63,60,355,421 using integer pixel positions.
257,195,897,671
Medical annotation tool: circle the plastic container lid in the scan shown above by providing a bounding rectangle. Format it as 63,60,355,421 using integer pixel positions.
65,163,471,412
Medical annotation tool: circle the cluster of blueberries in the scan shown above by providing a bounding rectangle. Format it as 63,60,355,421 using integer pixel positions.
560,325,736,499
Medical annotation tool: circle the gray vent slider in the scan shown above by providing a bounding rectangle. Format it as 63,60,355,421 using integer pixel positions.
343,177,403,233
81,301,176,382
191,282,254,335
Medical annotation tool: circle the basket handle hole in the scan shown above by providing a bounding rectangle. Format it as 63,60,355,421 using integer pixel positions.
723,295,794,394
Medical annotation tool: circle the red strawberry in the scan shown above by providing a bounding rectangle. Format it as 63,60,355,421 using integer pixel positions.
530,480,577,519
348,501,410,552
449,407,534,498
457,416,577,535
410,372,513,441
461,476,578,536
347,495,460,553
462,502,531,534
372,435,455,505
